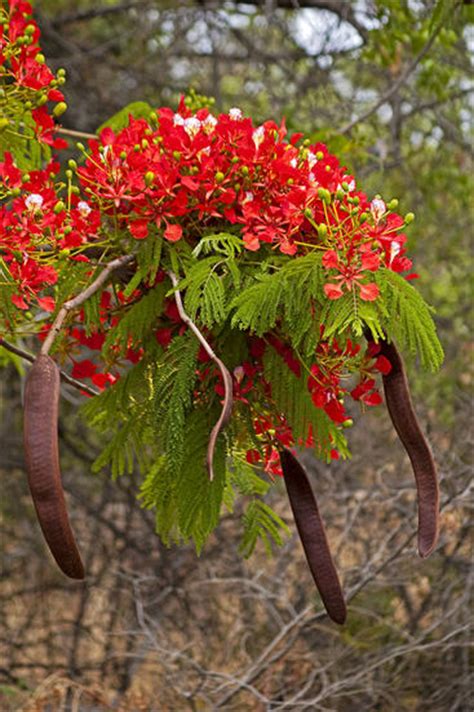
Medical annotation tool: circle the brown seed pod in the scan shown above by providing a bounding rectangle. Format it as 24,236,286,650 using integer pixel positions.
373,338,439,558
23,355,85,579
280,448,347,625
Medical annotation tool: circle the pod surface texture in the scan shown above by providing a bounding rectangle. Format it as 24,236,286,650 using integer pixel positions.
280,448,346,625
24,355,85,579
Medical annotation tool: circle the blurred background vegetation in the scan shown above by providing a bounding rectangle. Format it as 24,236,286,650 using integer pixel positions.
1,1,472,710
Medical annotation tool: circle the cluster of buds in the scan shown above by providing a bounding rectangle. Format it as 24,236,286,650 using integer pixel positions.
0,0,68,149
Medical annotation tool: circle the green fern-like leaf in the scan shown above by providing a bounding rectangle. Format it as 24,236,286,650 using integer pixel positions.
231,272,285,335
192,232,244,259
263,347,349,461
139,408,227,552
152,332,199,475
231,252,324,349
102,284,166,358
376,269,444,371
239,499,290,558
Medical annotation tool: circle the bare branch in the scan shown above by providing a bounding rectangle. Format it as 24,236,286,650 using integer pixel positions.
0,337,99,396
340,25,443,135
41,254,134,356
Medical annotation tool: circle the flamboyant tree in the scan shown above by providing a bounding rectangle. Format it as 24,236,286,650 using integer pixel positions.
0,0,444,624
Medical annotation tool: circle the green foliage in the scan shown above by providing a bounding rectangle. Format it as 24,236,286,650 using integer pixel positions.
231,252,324,353
102,283,166,358
176,255,228,327
0,112,49,171
239,499,290,558
97,101,154,134
140,409,226,552
152,332,199,476
263,347,349,461
376,269,444,371
134,231,164,287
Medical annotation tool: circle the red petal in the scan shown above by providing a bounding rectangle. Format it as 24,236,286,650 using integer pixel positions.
164,223,183,242
71,359,97,378
11,293,29,310
375,355,392,375
129,220,149,239
36,296,55,312
358,282,379,301
324,283,344,300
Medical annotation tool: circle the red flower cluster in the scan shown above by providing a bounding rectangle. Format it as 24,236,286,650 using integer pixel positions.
0,1,419,469
0,153,101,311
76,98,413,303
1,0,67,149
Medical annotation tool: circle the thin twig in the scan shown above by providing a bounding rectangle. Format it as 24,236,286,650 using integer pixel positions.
0,338,99,396
41,254,134,356
340,25,443,135
168,271,233,481
57,127,98,141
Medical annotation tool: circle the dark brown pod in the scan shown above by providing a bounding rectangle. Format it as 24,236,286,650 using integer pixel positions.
375,339,439,558
280,448,346,624
23,355,85,579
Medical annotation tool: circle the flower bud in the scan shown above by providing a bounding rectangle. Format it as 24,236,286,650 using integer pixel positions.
65,169,73,179
63,225,73,234
342,418,353,428
0,118,9,131
22,173,31,183
57,68,66,77
145,171,155,187
231,156,239,164
76,142,85,151
405,212,415,224
387,198,398,210
317,223,328,238
53,201,65,214
68,159,77,170
241,165,249,176
24,24,36,36
172,150,181,160
215,171,225,184
71,186,80,195
37,95,48,106
317,187,331,204
57,77,66,86
303,207,313,219
234,182,241,191
316,151,324,160
36,53,46,64
11,188,21,197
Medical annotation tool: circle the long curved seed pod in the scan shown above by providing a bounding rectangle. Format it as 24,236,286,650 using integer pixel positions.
371,338,439,558
280,448,347,624
23,355,85,579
